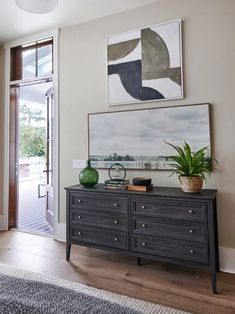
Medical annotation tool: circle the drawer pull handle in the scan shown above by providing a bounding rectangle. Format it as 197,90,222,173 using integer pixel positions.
78,215,81,219
114,203,118,207
189,229,194,233
114,220,118,224
188,209,193,214
190,249,194,254
78,231,82,236
78,199,82,203
114,237,119,242
142,242,146,246
142,224,146,228
141,205,145,209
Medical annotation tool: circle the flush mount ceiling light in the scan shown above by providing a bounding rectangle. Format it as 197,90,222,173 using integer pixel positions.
15,0,59,14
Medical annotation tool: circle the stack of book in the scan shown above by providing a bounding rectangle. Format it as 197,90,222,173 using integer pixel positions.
127,184,153,192
104,179,129,190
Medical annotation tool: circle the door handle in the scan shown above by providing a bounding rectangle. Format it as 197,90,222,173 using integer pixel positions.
38,184,46,198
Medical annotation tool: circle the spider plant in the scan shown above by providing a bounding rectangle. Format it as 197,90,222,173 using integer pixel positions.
165,141,213,181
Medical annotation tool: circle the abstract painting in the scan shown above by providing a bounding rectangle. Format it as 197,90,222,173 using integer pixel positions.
88,104,211,170
107,20,183,105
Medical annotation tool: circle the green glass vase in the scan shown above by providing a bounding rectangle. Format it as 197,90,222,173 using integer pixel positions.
79,160,99,187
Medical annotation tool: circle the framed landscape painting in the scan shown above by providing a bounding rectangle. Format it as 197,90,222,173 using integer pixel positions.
107,20,183,106
88,104,211,170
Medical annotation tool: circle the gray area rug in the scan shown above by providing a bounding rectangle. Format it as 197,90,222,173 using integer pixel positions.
0,273,140,314
0,263,190,314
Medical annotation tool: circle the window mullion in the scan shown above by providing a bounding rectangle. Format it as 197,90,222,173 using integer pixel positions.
36,45,38,77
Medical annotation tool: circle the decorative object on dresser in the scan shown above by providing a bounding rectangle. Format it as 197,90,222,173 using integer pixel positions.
132,177,152,186
127,184,153,192
104,163,129,189
79,160,99,187
65,184,219,294
107,20,183,105
128,177,153,192
88,104,211,170
165,141,217,193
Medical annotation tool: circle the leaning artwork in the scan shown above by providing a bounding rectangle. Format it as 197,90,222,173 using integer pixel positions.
107,20,183,105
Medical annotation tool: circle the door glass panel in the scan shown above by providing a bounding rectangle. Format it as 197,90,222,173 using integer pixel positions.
46,90,54,187
38,44,53,76
17,82,54,235
22,48,36,79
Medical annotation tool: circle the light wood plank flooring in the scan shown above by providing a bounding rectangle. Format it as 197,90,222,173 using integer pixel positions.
0,230,235,314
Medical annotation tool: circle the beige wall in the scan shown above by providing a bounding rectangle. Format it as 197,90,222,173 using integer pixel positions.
0,46,4,215
59,0,235,248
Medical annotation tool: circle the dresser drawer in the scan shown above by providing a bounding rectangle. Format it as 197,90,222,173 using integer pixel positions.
70,193,128,214
132,218,208,243
132,236,209,264
131,197,207,221
71,211,128,232
71,226,129,251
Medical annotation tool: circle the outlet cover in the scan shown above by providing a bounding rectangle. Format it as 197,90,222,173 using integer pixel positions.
73,160,86,169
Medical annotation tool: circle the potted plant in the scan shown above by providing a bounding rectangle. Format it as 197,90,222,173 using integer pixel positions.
165,141,215,193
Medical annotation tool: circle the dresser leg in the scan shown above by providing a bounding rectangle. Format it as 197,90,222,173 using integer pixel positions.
66,243,71,261
137,257,141,266
211,265,217,294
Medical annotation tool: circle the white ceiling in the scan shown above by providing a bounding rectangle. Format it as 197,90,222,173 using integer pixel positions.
0,0,159,44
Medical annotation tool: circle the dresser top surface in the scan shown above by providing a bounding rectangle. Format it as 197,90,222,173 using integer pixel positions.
65,184,217,200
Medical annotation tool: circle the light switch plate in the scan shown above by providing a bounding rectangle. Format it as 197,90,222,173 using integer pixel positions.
73,160,86,169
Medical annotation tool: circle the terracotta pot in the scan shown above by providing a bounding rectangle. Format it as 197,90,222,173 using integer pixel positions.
180,176,203,193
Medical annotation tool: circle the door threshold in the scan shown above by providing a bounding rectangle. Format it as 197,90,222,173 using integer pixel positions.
11,228,53,238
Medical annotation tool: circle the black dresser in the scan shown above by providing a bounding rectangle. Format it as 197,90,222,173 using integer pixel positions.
65,184,219,293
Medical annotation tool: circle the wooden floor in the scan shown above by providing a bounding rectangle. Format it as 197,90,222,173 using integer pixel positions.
0,231,235,314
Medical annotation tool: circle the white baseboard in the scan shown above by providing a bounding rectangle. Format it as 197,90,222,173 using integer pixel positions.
54,223,66,242
0,214,3,229
0,214,6,230
219,246,235,274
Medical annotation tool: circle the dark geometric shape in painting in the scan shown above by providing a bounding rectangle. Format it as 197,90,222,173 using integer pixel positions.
108,39,140,62
141,28,181,86
108,60,164,101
